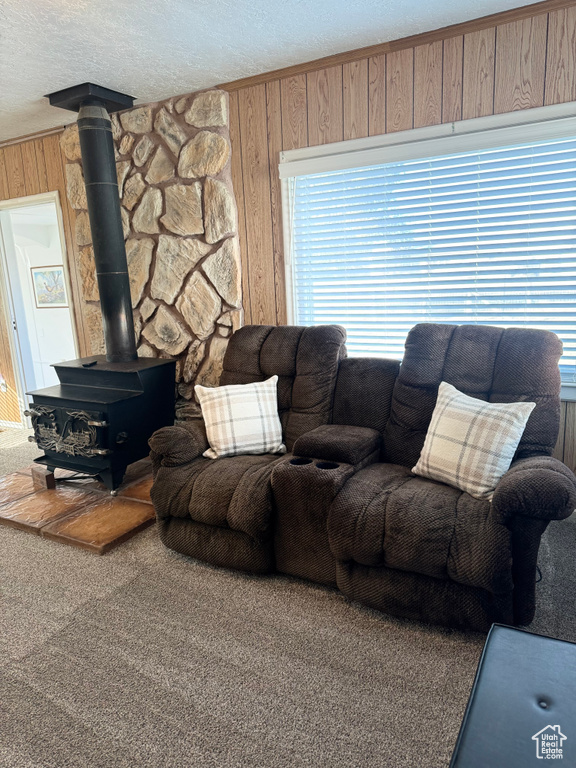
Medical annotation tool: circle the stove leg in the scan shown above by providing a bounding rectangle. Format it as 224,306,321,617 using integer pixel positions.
98,468,125,494
31,465,56,491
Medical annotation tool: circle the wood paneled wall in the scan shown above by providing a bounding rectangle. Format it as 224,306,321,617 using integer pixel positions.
225,2,576,327
0,131,88,423
223,0,576,470
553,402,576,472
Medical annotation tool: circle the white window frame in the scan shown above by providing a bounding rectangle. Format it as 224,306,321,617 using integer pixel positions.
279,101,576,398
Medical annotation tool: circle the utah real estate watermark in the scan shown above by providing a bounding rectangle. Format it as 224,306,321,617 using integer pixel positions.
532,725,567,760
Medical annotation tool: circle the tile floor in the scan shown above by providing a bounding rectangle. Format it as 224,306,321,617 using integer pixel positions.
0,459,155,554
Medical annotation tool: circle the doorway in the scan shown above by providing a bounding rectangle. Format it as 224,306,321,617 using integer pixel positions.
0,193,77,427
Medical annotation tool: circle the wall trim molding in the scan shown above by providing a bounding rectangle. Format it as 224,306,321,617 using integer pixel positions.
0,125,65,150
219,0,576,91
278,100,576,177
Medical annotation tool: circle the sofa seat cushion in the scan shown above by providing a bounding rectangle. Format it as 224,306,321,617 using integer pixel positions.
327,463,513,595
152,453,286,539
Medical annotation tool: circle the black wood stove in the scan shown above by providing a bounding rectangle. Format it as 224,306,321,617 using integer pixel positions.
26,83,176,492
27,357,175,491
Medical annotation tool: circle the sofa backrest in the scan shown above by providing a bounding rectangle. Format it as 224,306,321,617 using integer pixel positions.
383,323,563,468
220,324,347,451
332,358,400,456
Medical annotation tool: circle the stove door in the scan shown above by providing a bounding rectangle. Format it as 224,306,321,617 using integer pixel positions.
28,405,110,459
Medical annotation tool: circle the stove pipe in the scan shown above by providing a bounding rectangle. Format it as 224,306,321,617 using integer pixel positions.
46,84,138,363
77,102,137,362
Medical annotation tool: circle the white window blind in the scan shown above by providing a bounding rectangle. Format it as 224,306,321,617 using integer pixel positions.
288,136,576,381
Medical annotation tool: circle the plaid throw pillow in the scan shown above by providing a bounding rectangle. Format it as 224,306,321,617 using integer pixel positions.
195,375,286,460
412,382,535,500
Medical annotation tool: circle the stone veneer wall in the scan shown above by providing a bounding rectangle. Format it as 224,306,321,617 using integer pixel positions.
60,89,241,420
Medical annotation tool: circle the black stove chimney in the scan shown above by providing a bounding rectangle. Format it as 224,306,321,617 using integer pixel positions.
26,85,176,492
46,83,137,363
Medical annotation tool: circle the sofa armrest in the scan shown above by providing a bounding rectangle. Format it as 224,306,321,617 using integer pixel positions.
491,456,576,526
148,419,209,469
292,424,381,466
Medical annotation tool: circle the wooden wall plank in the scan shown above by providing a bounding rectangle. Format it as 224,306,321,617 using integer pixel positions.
33,139,49,193
20,140,41,196
307,66,344,146
368,54,386,136
442,36,464,123
238,84,277,325
343,59,369,140
228,90,252,325
41,135,66,209
553,400,568,461
0,149,9,200
462,27,496,119
266,80,287,325
3,144,27,198
42,133,89,357
545,6,576,105
563,402,576,472
414,41,443,128
386,48,414,133
280,75,308,151
494,15,547,113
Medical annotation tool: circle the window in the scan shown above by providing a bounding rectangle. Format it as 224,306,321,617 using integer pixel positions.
280,105,576,383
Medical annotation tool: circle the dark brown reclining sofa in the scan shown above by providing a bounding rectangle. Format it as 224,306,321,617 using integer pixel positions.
149,323,576,632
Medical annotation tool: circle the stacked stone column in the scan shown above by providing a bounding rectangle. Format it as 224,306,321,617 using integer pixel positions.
61,89,242,420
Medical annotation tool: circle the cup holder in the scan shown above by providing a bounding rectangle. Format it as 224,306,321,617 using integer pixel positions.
316,461,339,470
290,457,313,466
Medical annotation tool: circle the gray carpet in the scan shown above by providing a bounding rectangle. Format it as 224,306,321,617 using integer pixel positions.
0,514,574,768
0,428,42,475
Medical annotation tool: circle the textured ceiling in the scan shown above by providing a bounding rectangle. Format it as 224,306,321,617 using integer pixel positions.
0,0,545,143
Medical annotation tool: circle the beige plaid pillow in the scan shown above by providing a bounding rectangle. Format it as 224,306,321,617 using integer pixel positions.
195,375,286,460
412,382,535,500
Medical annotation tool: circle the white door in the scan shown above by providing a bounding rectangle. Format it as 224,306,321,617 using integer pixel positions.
0,194,77,419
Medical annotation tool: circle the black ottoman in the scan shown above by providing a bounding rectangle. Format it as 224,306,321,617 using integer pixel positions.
450,624,576,766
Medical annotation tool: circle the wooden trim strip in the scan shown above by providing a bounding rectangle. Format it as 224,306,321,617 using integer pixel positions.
228,90,253,325
0,125,67,150
219,0,576,91
266,80,288,325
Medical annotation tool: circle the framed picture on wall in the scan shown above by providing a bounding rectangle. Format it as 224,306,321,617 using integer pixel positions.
30,266,68,308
